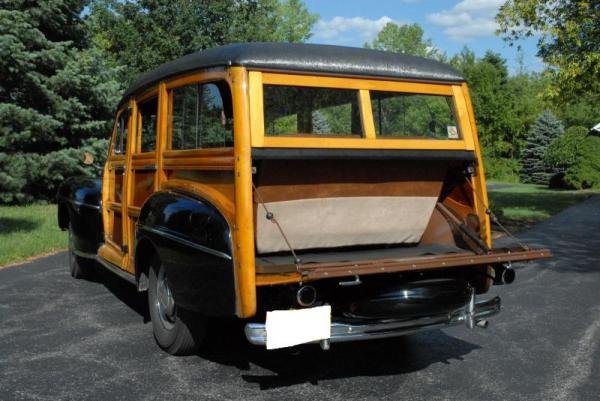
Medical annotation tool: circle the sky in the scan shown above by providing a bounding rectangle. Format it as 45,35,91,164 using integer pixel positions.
303,0,543,74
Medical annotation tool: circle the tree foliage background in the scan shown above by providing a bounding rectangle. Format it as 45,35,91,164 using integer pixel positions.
0,0,317,204
1,1,599,204
497,0,600,102
0,0,121,203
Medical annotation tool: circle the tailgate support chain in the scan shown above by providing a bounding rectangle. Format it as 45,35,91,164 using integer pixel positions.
464,176,529,251
252,183,302,270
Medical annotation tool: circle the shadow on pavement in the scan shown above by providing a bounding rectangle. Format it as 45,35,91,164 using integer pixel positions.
198,319,480,390
87,265,150,322
83,267,481,390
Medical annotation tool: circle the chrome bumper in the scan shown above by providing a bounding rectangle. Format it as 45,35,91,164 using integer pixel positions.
244,295,501,347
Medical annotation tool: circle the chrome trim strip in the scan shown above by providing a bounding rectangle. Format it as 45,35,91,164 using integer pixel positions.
64,198,101,210
137,225,232,260
244,296,501,346
96,256,136,285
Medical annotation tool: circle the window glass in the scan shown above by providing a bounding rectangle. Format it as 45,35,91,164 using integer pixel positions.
138,97,157,152
113,111,129,154
171,82,233,149
263,85,363,137
371,91,460,139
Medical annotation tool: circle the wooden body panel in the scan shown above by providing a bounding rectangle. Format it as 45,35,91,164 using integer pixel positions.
97,64,498,317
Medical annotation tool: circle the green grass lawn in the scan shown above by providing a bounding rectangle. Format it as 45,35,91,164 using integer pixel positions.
0,204,67,266
487,182,600,231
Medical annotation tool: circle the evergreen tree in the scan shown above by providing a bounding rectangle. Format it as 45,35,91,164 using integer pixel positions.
311,110,331,134
0,1,121,203
520,111,564,185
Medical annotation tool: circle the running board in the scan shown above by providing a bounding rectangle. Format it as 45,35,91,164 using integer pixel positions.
95,256,136,285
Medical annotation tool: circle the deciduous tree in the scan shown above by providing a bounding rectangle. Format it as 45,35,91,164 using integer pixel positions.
497,0,600,101
365,22,442,60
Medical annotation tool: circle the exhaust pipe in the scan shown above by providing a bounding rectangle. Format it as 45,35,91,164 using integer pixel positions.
296,285,317,307
493,263,516,285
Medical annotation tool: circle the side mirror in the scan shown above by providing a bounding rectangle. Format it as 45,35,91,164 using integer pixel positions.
83,151,95,165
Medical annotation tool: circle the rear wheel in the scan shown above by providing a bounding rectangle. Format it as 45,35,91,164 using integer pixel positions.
148,257,206,355
68,225,94,279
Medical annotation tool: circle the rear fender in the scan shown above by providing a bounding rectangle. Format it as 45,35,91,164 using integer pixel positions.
56,176,103,256
136,191,236,317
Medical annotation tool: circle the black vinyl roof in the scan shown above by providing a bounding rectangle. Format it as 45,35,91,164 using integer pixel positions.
120,42,464,105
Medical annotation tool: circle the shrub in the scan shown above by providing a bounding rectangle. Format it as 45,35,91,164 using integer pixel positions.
563,136,600,189
483,155,521,183
545,126,600,189
545,126,587,169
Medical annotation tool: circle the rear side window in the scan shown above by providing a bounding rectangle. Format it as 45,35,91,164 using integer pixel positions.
113,110,129,155
371,92,460,139
263,85,363,137
170,81,233,149
138,97,157,152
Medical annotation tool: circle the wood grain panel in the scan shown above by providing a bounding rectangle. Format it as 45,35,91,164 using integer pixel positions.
254,159,447,203
163,148,234,170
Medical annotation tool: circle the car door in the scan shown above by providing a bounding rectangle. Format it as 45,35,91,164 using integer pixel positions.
125,94,160,270
98,107,132,269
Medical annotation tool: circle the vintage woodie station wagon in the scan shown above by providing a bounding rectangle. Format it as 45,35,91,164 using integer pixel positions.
57,43,551,355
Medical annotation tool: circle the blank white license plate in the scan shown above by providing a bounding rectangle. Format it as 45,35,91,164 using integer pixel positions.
265,305,331,350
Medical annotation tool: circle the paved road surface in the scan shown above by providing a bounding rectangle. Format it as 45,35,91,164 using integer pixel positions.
1,196,599,401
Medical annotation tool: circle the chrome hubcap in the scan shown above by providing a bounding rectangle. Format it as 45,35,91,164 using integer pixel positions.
155,268,176,329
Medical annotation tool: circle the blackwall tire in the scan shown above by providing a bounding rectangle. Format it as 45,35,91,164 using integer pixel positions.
68,226,93,279
148,258,206,355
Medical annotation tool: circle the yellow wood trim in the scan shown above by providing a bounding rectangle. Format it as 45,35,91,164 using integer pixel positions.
106,155,126,163
248,71,264,147
165,87,173,153
451,85,475,151
164,68,228,91
97,244,128,270
130,152,156,165
359,89,375,139
461,83,491,246
162,148,234,157
231,66,256,318
105,201,121,212
261,136,469,150
255,273,302,286
261,72,454,95
119,99,136,272
135,87,158,104
156,83,167,191
127,206,141,218
162,148,234,171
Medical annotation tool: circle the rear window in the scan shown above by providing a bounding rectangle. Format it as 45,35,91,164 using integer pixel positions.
263,85,363,137
371,91,460,139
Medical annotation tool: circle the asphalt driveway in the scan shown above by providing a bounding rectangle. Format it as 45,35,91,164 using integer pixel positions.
1,196,599,401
